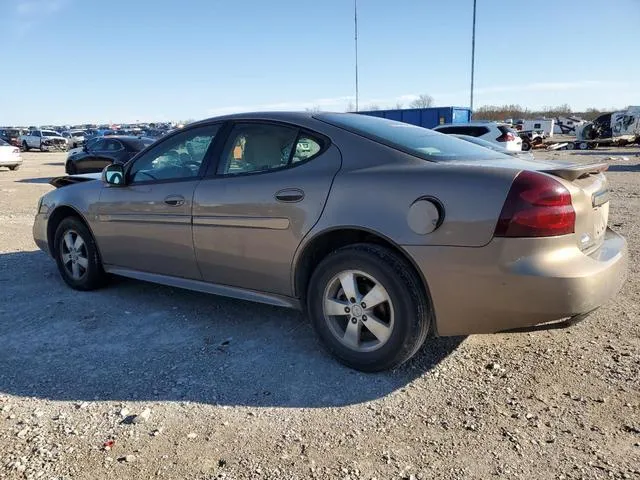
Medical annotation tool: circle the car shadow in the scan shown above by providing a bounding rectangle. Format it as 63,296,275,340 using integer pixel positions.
44,162,65,167
0,250,463,408
15,177,53,184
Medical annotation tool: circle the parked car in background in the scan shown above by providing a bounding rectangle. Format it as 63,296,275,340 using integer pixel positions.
62,130,87,149
19,129,68,152
451,134,535,160
0,138,22,170
34,112,626,372
0,128,28,146
433,122,523,151
65,136,155,174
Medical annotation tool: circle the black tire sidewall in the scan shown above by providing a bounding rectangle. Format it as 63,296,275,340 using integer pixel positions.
308,246,426,371
53,217,104,290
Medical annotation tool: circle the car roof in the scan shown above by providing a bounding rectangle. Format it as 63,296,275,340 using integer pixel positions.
435,121,504,127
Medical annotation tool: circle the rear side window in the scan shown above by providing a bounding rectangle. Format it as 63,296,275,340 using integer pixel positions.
469,126,489,136
219,123,324,175
434,126,459,134
498,125,518,135
316,113,510,162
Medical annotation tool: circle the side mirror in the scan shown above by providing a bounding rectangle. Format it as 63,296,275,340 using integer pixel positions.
102,163,125,186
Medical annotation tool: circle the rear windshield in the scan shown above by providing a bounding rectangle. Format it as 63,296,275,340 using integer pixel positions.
315,113,509,162
130,137,155,150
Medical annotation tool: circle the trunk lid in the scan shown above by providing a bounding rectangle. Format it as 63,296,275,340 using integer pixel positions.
449,157,610,251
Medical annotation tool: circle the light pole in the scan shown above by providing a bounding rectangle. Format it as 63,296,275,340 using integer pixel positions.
470,0,477,112
354,0,359,112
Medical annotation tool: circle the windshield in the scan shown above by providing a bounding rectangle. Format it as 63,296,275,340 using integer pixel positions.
70,131,85,136
315,113,510,162
42,131,60,137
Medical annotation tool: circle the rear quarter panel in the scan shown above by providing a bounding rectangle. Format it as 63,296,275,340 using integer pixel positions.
311,149,518,247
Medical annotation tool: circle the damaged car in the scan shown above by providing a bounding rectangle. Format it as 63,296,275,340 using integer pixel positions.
19,129,68,152
33,112,627,372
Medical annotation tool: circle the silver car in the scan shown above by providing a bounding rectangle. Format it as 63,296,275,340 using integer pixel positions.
33,112,627,371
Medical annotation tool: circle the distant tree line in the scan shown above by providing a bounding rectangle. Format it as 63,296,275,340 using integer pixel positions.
472,104,618,121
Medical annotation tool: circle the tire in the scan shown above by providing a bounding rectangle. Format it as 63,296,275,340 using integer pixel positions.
53,217,107,291
521,140,531,151
22,141,29,152
66,161,77,175
565,142,575,150
579,142,589,150
307,243,431,372
40,143,47,152
8,165,20,171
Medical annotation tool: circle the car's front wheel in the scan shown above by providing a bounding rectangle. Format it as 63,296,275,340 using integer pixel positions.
22,141,29,152
307,244,431,372
53,217,107,291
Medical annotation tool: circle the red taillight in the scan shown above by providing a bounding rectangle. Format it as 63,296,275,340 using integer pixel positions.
494,171,575,237
497,132,516,142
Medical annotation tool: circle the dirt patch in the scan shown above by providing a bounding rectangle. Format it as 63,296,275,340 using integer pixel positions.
1,150,639,479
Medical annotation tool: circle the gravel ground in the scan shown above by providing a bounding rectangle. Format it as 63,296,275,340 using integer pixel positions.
0,149,639,480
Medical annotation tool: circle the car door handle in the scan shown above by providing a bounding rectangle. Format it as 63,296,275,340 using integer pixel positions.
164,195,185,206
275,188,305,202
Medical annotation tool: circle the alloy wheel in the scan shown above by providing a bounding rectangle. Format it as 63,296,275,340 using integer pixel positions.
322,270,395,352
60,229,89,280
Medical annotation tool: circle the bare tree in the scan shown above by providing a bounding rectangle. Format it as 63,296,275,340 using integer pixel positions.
409,94,434,108
346,101,355,112
367,104,381,111
394,102,404,110
305,106,321,113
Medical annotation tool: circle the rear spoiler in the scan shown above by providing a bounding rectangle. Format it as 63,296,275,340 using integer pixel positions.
540,162,608,181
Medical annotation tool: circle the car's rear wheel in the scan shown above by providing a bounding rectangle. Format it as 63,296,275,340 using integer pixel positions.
307,244,431,372
8,165,20,171
53,217,107,291
22,141,29,152
66,161,77,174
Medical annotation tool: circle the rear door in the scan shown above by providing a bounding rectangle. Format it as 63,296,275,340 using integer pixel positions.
192,121,342,296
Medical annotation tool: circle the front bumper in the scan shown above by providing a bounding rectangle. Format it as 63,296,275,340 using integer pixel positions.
33,212,49,255
404,228,627,336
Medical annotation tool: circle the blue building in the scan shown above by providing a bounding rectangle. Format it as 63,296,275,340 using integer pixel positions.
357,107,471,129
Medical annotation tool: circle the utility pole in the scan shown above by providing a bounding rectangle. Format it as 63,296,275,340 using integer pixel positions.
354,0,359,112
470,0,477,112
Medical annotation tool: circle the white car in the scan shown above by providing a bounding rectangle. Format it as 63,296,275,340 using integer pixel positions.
0,138,23,171
62,130,87,149
433,122,523,151
19,129,68,152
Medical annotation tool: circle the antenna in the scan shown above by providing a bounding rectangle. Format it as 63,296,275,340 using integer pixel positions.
470,0,477,112
354,0,359,112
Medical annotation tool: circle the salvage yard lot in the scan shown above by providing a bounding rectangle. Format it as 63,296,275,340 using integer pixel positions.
1,150,639,479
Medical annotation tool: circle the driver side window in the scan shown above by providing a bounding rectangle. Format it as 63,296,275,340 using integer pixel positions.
128,125,219,184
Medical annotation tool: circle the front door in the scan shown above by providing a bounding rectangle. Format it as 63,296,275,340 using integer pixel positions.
192,122,342,296
93,124,221,279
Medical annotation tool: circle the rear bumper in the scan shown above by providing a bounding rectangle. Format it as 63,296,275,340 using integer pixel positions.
0,157,22,167
404,228,627,336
